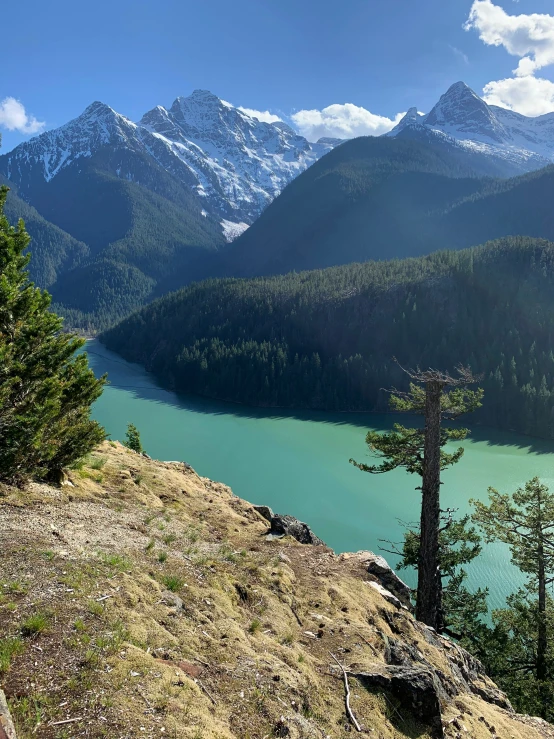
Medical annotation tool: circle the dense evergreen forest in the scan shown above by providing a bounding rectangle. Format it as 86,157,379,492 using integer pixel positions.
102,235,554,439
0,175,89,290
221,136,554,279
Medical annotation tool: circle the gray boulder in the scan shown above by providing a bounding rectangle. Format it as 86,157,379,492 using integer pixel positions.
351,666,444,738
269,514,325,545
364,553,412,609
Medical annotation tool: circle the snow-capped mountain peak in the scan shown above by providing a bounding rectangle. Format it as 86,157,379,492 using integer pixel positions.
1,99,143,186
387,81,554,174
1,91,337,238
137,91,335,225
424,81,507,143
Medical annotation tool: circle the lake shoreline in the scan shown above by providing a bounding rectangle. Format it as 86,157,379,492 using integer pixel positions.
90,339,552,445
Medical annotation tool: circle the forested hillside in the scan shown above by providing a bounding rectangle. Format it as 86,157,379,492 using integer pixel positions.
102,236,554,439
39,156,226,330
6,131,554,332
219,136,554,279
1,156,225,331
0,176,89,289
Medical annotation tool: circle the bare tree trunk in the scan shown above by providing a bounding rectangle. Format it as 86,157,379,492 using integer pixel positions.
416,380,443,630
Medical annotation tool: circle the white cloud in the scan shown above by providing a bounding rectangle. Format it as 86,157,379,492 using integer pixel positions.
464,0,554,77
464,1,554,116
482,74,554,116
238,107,282,124
290,103,406,141
0,97,45,134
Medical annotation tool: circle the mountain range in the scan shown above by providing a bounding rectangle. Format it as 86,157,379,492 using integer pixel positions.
2,81,554,329
1,91,336,238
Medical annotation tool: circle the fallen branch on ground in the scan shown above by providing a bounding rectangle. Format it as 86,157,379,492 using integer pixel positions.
329,652,362,732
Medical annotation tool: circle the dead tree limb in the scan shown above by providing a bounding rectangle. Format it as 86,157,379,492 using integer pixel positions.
329,652,362,732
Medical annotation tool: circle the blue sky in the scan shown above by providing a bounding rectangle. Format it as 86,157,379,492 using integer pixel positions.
2,0,554,151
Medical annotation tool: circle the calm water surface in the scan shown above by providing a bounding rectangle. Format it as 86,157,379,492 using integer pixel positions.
85,340,554,609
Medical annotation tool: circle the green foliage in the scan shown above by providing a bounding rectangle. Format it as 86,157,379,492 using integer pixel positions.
472,478,554,585
222,138,554,280
351,381,482,474
392,515,488,643
1,175,89,290
124,423,143,454
471,479,554,719
20,612,49,637
103,236,554,440
0,152,225,331
161,575,184,592
0,636,24,673
0,186,106,484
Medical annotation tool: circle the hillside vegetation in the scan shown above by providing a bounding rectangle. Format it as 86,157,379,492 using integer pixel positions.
2,152,225,332
0,176,89,290
2,442,553,739
102,235,554,440
219,137,554,279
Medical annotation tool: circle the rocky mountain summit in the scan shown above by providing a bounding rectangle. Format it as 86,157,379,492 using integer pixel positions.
1,442,553,738
388,81,554,174
0,91,336,240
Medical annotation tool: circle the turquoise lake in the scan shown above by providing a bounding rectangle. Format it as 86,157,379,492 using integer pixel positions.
85,339,554,609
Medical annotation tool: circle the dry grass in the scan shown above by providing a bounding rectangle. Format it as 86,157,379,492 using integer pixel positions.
0,441,552,739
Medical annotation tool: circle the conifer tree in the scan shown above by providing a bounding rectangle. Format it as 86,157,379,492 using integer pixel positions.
124,423,143,454
0,185,106,484
350,365,482,631
472,477,554,717
385,512,488,642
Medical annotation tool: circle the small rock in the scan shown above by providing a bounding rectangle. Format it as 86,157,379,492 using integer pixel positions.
363,553,412,609
161,591,183,611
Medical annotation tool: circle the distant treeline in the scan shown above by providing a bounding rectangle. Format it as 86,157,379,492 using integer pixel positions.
101,235,554,440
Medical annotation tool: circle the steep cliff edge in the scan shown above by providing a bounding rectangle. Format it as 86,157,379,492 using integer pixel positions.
1,443,552,739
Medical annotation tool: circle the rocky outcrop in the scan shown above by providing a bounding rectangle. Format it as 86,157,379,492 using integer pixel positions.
340,550,413,609
352,665,444,738
365,553,412,608
253,506,325,545
252,504,273,522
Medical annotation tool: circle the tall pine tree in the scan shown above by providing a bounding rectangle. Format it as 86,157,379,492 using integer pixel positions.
0,185,106,484
351,365,482,631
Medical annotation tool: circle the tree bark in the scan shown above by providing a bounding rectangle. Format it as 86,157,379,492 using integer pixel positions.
537,540,547,683
416,380,443,630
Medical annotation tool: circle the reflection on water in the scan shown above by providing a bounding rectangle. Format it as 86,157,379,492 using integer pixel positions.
84,340,554,609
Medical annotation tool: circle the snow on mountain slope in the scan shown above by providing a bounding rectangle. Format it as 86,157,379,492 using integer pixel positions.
0,92,336,239
388,81,554,173
139,90,335,224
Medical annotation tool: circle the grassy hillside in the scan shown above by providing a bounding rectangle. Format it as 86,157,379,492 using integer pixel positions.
102,236,554,439
1,441,549,739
